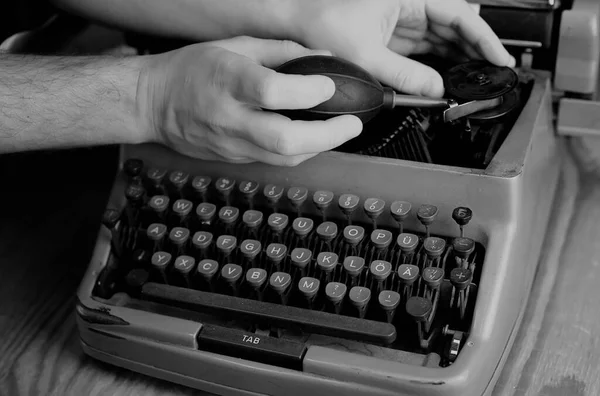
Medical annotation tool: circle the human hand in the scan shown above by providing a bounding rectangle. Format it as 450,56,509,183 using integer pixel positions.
138,36,362,166
289,0,514,97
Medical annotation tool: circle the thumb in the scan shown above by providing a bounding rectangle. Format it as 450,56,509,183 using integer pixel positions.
213,36,333,68
363,46,445,97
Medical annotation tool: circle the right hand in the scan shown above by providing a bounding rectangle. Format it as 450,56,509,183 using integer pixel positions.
138,36,363,167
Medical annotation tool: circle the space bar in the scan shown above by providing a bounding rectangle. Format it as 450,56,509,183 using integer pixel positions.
140,282,397,345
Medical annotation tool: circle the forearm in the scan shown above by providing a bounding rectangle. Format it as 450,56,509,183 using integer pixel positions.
50,0,297,42
0,53,149,153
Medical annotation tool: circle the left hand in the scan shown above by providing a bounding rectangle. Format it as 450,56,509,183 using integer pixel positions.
288,0,514,98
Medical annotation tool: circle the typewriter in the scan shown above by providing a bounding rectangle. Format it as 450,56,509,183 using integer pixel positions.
75,1,600,395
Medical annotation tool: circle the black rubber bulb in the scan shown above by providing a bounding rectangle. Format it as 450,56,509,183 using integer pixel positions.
274,55,395,123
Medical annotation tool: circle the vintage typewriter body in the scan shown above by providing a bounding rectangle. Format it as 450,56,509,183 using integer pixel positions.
75,1,600,395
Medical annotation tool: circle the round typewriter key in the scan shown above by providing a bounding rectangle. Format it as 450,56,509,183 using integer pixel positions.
222,264,243,284
192,176,211,194
417,204,438,226
270,272,292,303
196,202,216,223
242,210,263,229
349,286,371,318
370,260,392,281
192,231,213,250
266,243,287,265
338,194,360,217
406,296,432,322
313,190,335,211
450,268,472,290
240,239,261,261
124,158,143,179
267,213,289,232
344,256,365,277
147,167,167,188
397,233,419,253
292,217,314,237
147,223,167,241
317,221,338,242
299,277,320,303
349,286,371,305
343,225,365,245
398,264,419,285
169,170,189,190
264,184,285,205
443,60,518,101
287,186,308,210
291,248,312,271
390,201,412,222
215,177,236,202
246,268,267,290
174,255,196,275
452,237,475,259
172,199,193,219
239,180,259,199
364,198,386,220
169,227,190,246
149,195,170,214
325,282,347,303
125,183,145,203
317,252,338,274
379,290,401,323
102,208,121,229
422,266,444,289
379,290,401,311
216,235,237,255
424,237,446,258
370,229,393,249
197,259,219,281
218,206,240,224
151,251,172,280
452,207,473,227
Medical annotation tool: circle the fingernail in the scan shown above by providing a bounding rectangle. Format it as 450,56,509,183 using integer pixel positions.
424,73,445,98
313,49,333,57
320,77,336,98
508,55,516,68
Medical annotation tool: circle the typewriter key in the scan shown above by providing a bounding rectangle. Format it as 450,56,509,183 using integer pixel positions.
338,194,360,223
287,186,308,214
299,277,320,308
325,282,347,314
379,290,401,323
192,176,212,201
123,158,143,181
452,237,475,260
443,60,518,101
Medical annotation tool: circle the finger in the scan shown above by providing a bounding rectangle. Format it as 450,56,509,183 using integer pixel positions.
227,57,336,110
362,46,445,97
213,36,333,68
213,135,321,167
425,0,512,66
428,23,483,60
241,111,362,156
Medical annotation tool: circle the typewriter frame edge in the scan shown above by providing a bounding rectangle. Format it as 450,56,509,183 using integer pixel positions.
75,70,568,396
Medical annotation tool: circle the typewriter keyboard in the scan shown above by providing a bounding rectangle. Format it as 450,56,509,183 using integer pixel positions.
95,159,485,366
